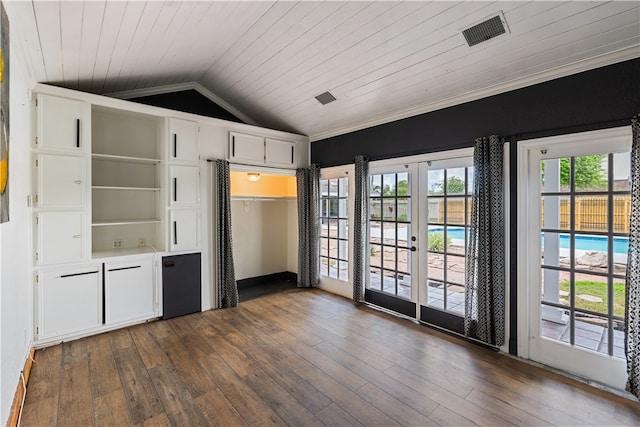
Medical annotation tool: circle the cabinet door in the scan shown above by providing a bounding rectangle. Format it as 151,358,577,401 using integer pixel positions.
38,266,101,340
170,209,200,252
170,165,199,206
37,95,87,153
169,119,198,162
105,258,155,324
265,138,295,167
36,154,86,208
229,132,264,164
37,211,84,265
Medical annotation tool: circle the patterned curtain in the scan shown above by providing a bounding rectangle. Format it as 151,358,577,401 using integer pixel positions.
465,135,506,346
353,155,369,303
626,115,640,399
297,165,320,287
214,160,238,308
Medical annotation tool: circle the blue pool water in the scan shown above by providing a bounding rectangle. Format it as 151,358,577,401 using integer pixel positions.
429,227,629,255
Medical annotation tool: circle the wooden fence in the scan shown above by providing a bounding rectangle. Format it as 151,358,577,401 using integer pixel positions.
426,196,631,233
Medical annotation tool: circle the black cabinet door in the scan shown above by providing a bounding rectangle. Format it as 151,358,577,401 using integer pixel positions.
162,253,201,320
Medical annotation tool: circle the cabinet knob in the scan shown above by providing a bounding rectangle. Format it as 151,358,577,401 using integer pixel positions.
72,234,81,239
74,180,82,184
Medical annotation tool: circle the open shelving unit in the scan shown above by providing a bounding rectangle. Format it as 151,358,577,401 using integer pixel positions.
91,106,165,257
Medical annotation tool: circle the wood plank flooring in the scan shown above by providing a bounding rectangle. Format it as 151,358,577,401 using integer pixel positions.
21,288,640,426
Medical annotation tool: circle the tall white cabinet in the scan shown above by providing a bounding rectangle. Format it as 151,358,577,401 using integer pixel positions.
33,94,165,344
168,118,200,253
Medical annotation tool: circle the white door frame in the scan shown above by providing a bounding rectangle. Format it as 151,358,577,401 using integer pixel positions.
517,126,631,390
318,165,355,300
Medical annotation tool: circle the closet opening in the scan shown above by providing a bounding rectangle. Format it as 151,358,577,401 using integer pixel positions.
229,168,298,301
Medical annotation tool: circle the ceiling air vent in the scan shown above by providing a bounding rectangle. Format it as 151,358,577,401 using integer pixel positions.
462,15,507,47
315,91,337,105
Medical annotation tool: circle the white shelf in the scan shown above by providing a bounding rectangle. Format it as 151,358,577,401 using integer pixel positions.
92,246,158,259
92,219,161,227
92,186,160,191
92,153,160,164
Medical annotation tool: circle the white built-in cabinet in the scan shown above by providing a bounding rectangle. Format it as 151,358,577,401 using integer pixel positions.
36,95,88,153
265,138,296,167
104,256,155,325
168,118,200,253
169,118,199,162
36,211,85,265
35,154,86,208
229,131,296,168
33,93,165,344
170,165,199,206
33,95,89,267
37,265,102,340
32,84,307,345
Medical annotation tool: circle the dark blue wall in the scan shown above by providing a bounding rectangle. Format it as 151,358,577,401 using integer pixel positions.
311,58,640,167
130,89,245,124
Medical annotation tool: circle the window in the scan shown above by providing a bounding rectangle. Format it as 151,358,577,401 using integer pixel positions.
320,177,349,281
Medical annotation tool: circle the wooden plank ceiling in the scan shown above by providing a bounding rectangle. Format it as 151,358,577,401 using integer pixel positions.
5,1,639,140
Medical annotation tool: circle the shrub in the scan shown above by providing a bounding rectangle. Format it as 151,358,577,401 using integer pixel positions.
428,231,450,251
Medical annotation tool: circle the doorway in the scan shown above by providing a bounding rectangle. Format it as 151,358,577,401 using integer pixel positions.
518,127,631,390
365,149,476,334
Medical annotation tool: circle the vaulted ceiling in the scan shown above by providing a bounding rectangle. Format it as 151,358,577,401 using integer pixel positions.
4,1,639,141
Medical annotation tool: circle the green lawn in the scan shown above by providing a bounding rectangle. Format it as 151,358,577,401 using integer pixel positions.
559,280,626,317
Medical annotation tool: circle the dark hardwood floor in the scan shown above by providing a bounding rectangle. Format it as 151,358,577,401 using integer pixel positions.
21,288,640,426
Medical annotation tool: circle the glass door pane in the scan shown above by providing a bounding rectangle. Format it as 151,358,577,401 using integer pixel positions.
424,165,473,316
539,154,628,358
368,172,413,299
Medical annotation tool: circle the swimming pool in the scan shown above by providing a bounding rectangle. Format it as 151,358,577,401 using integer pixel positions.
428,227,630,254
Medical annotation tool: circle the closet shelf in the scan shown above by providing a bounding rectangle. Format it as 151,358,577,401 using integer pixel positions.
92,219,161,227
92,186,161,191
92,153,161,164
231,196,296,201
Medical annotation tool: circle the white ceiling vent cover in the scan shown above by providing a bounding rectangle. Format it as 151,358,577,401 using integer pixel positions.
462,14,508,47
315,91,337,105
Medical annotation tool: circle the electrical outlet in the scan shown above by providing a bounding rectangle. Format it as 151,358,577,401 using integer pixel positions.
138,238,146,248
113,239,122,248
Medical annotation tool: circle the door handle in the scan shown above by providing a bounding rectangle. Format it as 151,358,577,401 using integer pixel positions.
173,221,178,245
74,180,82,184
173,177,177,202
108,265,141,272
72,234,81,239
173,134,177,158
76,119,80,148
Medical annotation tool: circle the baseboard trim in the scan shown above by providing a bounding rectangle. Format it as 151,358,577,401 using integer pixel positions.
6,347,35,427
237,272,297,289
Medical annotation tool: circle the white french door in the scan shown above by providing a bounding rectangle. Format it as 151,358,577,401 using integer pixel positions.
365,149,475,331
519,127,631,390
418,157,474,333
366,164,419,317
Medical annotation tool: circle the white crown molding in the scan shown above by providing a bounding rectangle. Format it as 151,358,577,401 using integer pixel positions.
309,46,640,142
105,82,260,127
